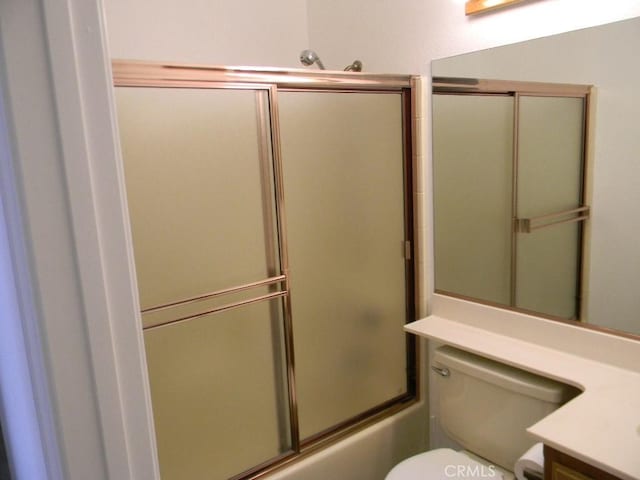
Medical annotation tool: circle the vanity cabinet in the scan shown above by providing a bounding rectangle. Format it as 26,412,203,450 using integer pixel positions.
544,445,623,480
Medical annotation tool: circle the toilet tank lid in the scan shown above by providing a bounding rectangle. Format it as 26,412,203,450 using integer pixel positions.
433,346,579,403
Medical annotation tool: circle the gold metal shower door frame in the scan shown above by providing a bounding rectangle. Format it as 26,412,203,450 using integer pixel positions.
113,61,419,480
432,77,593,322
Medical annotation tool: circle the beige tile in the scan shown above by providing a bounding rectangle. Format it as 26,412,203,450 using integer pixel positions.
413,153,425,194
412,116,424,158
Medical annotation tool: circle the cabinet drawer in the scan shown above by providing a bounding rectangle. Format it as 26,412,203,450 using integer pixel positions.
544,445,623,480
551,462,593,480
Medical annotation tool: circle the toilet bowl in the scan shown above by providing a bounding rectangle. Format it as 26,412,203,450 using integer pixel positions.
384,346,577,480
386,448,511,480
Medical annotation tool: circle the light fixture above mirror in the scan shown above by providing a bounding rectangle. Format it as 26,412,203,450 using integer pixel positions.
465,0,530,16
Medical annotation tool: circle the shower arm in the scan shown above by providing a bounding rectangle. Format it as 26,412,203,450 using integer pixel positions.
299,49,362,72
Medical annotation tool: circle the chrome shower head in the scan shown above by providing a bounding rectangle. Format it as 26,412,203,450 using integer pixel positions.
299,49,326,70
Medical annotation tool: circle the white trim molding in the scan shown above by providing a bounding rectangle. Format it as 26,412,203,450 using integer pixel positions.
0,0,158,478
0,84,58,480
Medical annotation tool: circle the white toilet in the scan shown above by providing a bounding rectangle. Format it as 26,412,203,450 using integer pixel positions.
386,346,578,480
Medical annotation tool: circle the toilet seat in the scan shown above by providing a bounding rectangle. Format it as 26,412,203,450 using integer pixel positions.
385,448,505,479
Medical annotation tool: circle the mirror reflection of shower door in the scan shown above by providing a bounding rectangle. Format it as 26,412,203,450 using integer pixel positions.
116,86,292,480
278,91,411,440
433,84,588,320
515,95,586,319
433,94,514,305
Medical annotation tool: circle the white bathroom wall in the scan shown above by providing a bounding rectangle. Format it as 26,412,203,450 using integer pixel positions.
306,0,640,74
103,0,309,66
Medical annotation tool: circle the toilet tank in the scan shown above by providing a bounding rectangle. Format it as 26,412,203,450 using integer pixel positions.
433,346,579,471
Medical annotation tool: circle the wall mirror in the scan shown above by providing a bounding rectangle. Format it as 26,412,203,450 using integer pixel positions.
431,16,640,338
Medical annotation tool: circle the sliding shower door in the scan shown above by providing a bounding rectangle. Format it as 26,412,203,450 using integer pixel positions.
278,91,411,440
116,86,292,480
114,62,416,480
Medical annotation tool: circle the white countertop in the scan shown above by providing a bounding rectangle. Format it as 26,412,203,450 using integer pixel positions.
406,315,640,480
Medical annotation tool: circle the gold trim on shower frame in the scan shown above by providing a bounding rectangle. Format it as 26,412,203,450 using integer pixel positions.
114,60,419,480
113,60,412,90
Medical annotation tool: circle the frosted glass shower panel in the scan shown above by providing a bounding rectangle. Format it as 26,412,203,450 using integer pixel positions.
144,299,291,480
515,96,585,318
278,91,409,439
433,94,514,304
116,87,280,312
